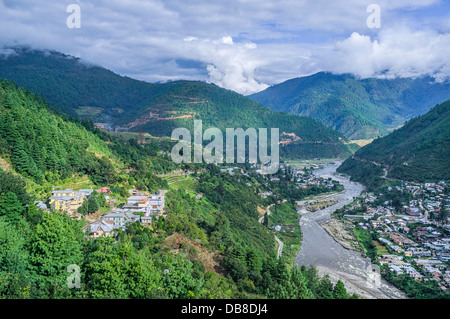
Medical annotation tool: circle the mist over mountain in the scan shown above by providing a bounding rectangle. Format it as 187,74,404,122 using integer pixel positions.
0,47,357,160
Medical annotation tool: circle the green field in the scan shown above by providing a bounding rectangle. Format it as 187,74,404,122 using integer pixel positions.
161,174,197,193
373,240,389,256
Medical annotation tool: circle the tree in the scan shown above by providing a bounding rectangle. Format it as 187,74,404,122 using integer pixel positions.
28,213,83,297
263,212,269,227
0,169,30,205
78,192,100,215
84,236,129,298
438,203,448,226
0,217,33,298
332,280,348,299
0,192,25,224
160,254,204,298
316,274,334,299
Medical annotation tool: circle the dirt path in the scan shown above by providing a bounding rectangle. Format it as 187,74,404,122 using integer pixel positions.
259,202,284,259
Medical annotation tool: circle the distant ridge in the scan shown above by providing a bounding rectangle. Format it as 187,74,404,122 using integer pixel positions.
337,100,450,187
0,47,357,160
249,72,450,140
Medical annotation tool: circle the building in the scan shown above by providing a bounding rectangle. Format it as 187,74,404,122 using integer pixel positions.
34,201,48,211
89,219,115,238
49,188,97,215
124,193,165,216
103,211,140,226
195,193,204,200
49,189,85,215
140,216,152,226
96,187,112,194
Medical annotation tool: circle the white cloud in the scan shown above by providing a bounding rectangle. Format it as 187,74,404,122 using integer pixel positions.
221,36,233,45
0,0,449,94
175,36,269,95
324,27,450,81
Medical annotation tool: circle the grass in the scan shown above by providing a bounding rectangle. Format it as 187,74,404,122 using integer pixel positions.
165,175,197,193
307,199,338,212
267,201,302,266
373,240,389,256
26,174,97,201
352,227,378,260
350,139,374,147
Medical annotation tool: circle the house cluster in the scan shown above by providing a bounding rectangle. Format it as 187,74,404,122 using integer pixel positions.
380,254,450,289
47,186,114,218
49,188,94,217
292,168,335,190
374,225,450,290
347,181,450,291
88,190,165,238
121,191,165,216
220,167,244,176
379,255,424,280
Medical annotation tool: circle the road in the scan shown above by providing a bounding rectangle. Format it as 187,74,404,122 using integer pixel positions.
259,202,285,259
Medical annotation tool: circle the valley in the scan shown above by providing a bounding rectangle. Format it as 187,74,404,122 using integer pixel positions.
0,47,448,302
293,162,407,299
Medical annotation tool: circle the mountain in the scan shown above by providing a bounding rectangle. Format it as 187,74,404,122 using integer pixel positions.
337,100,450,188
249,72,450,140
0,79,175,199
0,46,169,123
0,47,357,160
0,81,354,301
113,80,359,159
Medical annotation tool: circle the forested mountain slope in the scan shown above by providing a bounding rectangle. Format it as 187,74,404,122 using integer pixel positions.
0,79,175,197
249,72,450,139
0,80,355,300
0,47,357,160
337,100,450,187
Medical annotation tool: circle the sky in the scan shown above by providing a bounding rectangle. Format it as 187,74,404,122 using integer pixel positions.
0,0,449,95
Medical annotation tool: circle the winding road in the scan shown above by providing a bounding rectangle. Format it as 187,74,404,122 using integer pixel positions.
259,202,285,259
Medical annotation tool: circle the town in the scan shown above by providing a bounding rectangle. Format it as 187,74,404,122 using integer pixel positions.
335,180,450,292
34,186,166,238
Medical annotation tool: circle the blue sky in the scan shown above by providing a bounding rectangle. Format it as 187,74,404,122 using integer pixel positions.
0,0,449,94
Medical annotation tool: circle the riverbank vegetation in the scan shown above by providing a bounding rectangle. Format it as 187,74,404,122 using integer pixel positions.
265,201,302,265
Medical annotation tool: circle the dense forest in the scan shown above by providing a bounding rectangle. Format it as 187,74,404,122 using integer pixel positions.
0,47,168,122
0,81,355,299
250,72,450,139
0,79,176,198
0,47,357,161
338,100,450,187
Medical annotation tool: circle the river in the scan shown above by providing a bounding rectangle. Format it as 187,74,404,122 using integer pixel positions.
293,161,407,299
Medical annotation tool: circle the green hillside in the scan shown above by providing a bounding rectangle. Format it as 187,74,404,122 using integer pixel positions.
337,100,450,187
0,80,176,198
0,47,357,160
249,72,450,139
0,81,355,300
119,80,358,159
0,46,170,122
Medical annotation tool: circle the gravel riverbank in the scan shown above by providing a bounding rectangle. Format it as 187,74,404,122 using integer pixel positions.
294,162,407,299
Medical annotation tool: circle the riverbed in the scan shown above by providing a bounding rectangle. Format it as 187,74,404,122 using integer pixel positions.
293,162,407,299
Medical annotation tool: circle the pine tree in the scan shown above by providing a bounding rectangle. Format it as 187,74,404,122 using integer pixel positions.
332,280,348,299
0,192,25,224
87,192,100,214
29,213,83,298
